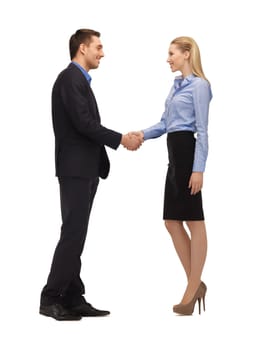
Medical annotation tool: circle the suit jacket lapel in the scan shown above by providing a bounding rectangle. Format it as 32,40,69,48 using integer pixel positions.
69,63,101,123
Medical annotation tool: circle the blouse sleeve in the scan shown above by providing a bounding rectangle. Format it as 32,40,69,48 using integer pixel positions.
142,110,167,140
192,80,212,172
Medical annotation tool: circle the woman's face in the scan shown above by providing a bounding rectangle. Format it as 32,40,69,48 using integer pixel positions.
167,44,189,72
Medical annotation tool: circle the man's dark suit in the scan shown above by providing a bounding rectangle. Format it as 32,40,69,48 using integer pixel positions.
41,63,122,307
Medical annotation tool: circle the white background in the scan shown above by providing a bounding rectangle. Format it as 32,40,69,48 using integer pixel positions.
0,0,261,348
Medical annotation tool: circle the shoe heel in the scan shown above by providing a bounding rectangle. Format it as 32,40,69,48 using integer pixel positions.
197,298,201,315
200,281,207,312
202,295,206,312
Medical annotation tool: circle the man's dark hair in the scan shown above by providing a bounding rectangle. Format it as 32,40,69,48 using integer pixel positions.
69,29,100,60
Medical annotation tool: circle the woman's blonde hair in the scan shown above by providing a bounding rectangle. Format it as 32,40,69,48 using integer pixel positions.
171,36,209,83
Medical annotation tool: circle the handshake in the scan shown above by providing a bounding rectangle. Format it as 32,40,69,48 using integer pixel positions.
121,131,144,151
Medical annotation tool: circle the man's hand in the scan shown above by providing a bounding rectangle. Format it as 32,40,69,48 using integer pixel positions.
121,133,143,151
188,172,203,195
128,131,144,141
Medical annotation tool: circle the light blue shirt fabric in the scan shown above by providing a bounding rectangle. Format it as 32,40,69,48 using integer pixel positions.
143,74,212,172
72,61,92,84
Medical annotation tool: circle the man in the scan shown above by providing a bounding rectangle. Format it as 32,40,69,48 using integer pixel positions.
40,29,142,321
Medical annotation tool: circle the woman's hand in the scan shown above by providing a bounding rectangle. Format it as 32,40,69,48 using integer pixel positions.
188,172,203,195
128,131,144,142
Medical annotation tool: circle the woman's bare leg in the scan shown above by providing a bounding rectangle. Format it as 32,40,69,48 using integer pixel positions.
165,220,191,279
180,220,207,304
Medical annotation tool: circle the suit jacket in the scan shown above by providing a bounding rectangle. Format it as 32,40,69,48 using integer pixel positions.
52,63,122,179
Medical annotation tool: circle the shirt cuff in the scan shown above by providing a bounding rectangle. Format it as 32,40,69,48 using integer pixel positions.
142,129,151,141
192,163,205,172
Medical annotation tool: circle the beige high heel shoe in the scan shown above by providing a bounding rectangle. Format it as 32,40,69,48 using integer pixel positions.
200,281,207,312
173,282,207,316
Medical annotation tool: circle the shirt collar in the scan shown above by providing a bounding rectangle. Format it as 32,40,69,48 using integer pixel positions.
72,61,92,84
174,74,194,89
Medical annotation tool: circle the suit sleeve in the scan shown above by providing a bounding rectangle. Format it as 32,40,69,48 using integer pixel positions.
59,73,122,150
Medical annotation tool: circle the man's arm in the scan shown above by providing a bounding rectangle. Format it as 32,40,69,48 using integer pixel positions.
59,73,122,149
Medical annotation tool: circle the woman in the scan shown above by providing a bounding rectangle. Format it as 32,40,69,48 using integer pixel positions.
132,37,212,315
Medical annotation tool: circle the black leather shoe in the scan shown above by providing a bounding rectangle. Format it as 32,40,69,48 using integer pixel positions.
39,303,82,321
69,302,110,317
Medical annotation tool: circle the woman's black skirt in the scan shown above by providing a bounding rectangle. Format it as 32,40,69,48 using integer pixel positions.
163,131,204,221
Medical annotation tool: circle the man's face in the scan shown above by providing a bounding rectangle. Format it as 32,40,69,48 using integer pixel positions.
82,36,104,70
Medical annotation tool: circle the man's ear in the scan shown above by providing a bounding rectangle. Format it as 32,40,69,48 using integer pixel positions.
79,43,86,55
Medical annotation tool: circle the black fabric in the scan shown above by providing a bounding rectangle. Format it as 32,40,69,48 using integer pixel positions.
52,63,122,179
41,177,99,306
163,131,204,221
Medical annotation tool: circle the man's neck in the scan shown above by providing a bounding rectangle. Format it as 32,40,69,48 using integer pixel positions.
72,58,89,72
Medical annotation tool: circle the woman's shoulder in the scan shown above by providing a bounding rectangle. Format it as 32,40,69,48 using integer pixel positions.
192,75,210,87
192,76,213,99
